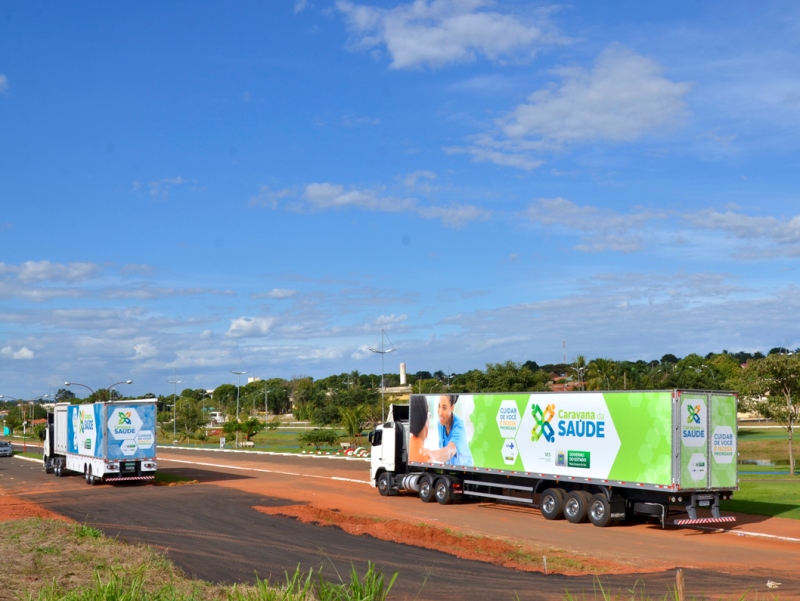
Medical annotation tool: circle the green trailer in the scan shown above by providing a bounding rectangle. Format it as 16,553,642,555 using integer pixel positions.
369,390,737,527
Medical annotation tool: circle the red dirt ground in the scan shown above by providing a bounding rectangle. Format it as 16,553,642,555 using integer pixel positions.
253,504,649,576
0,494,73,523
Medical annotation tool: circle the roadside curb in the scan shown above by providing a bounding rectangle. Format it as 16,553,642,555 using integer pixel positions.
13,455,41,464
161,445,370,462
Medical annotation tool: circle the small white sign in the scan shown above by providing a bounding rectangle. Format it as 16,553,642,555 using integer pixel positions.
120,440,139,456
135,429,154,450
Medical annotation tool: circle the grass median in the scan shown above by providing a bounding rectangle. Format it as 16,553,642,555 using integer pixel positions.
2,517,396,601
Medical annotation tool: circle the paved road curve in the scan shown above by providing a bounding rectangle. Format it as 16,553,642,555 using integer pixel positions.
1,450,795,600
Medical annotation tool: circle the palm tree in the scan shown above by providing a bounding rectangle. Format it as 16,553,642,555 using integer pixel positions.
339,405,366,445
586,358,618,390
570,355,588,391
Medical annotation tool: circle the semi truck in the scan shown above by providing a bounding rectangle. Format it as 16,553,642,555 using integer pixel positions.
43,400,157,484
369,390,738,527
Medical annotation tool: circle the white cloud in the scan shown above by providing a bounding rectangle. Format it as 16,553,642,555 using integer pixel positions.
402,170,436,191
1,346,34,360
679,209,800,258
351,344,374,360
0,75,8,95
417,203,490,228
304,182,417,212
294,0,309,13
297,347,344,361
0,260,99,283
444,142,544,171
252,288,298,299
301,182,489,228
226,316,278,338
683,209,800,244
149,176,185,200
248,185,295,209
526,197,666,253
502,45,691,146
336,0,560,69
374,314,407,326
457,45,691,170
132,341,158,359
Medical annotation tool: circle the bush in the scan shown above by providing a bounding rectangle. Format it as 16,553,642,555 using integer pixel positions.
298,428,339,450
267,418,281,430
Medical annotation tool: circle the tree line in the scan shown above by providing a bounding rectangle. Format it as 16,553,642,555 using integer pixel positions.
2,347,797,473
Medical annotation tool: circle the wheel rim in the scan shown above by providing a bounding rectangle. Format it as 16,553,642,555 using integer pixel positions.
420,481,430,497
565,497,579,517
435,483,446,501
542,494,556,514
590,500,606,522
378,475,388,493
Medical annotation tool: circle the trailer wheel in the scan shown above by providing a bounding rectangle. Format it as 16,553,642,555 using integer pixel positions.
564,490,590,523
434,478,452,505
44,457,54,474
84,465,91,485
540,488,565,520
588,493,612,527
56,458,65,477
54,459,61,477
377,471,394,497
88,466,99,486
419,475,435,503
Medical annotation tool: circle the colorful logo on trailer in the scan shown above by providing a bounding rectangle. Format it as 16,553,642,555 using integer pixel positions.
687,404,701,424
531,403,555,443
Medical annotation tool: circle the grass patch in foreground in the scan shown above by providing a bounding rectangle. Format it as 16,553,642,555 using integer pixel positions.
1,517,396,601
721,474,800,520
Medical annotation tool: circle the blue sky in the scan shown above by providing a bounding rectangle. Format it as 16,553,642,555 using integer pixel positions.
2,1,800,398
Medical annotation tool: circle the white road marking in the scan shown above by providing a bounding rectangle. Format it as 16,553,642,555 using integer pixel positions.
159,457,369,485
684,524,800,543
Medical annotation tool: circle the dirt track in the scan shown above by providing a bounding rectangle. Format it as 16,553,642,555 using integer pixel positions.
2,446,799,599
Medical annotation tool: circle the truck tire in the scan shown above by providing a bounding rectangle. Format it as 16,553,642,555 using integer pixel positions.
88,466,98,486
564,490,590,523
540,488,565,520
54,460,61,477
44,457,54,474
419,475,435,503
377,471,394,496
55,459,65,477
588,493,612,527
434,478,452,505
85,465,91,485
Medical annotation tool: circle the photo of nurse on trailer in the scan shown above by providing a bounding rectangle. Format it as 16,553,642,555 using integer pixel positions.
408,394,474,467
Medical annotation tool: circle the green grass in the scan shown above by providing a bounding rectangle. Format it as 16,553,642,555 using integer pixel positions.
4,517,397,601
737,427,800,464
157,426,355,455
722,473,800,520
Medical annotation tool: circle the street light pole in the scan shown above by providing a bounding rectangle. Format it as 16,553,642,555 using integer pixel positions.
369,329,396,422
65,380,132,401
168,376,181,442
230,369,247,446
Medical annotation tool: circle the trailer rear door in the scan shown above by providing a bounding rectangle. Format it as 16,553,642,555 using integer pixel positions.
675,392,737,490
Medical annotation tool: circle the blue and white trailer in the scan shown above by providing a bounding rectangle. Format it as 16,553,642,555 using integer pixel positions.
44,400,157,484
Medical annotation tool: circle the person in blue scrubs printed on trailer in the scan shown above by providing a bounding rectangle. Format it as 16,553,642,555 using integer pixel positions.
425,394,473,467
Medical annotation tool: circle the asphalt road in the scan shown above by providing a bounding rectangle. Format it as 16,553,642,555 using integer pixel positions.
2,452,789,600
